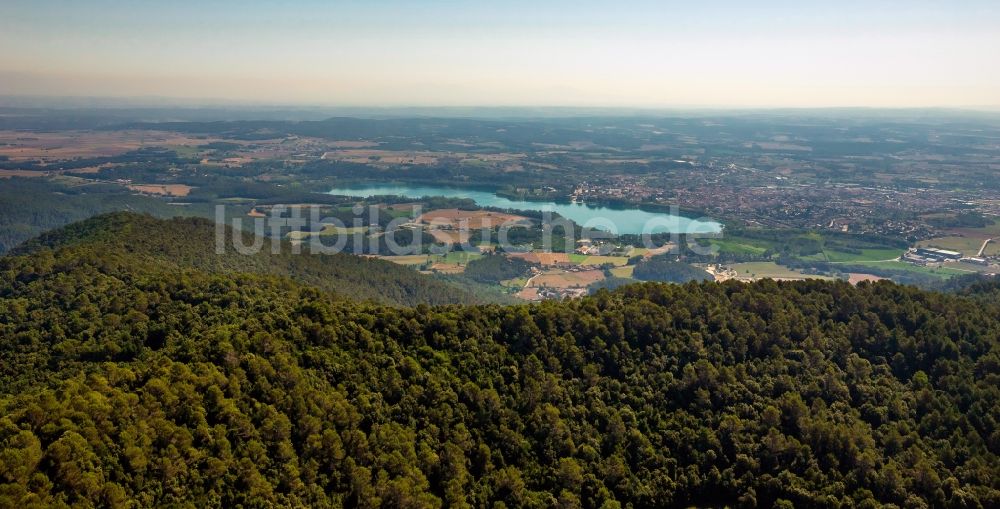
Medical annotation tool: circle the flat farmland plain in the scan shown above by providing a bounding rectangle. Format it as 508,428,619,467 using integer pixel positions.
529,269,605,288
0,130,222,161
418,209,531,229
127,184,194,197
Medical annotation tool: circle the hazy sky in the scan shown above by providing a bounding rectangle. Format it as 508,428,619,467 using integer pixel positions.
2,0,998,108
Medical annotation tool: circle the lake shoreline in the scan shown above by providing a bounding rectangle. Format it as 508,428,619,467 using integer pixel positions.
327,183,722,235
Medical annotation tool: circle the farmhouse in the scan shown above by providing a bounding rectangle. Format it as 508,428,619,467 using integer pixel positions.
914,247,962,261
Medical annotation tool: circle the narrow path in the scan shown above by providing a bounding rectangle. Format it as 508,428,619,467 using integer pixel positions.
977,238,992,258
827,258,902,264
524,274,539,289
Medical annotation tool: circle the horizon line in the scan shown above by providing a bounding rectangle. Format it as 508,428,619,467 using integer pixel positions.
2,94,999,114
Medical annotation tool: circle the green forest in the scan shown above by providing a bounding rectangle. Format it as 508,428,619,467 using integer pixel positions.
0,178,214,255
0,214,998,508
632,257,715,284
11,212,502,308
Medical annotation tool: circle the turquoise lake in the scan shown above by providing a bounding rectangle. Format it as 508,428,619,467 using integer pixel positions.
327,184,722,235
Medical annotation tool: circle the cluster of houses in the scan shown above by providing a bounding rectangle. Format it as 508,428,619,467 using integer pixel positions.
532,287,589,301
575,239,633,256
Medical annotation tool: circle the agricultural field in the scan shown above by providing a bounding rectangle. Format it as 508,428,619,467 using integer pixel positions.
708,238,771,256
322,149,440,165
641,244,678,258
610,265,635,278
938,220,1000,239
0,169,47,178
916,220,1000,257
0,129,350,170
377,255,432,266
428,229,469,245
0,130,218,161
514,287,541,301
578,255,630,266
848,273,887,285
508,252,572,266
820,247,906,263
440,251,483,264
377,251,482,270
849,260,970,279
318,225,370,236
287,225,372,241
417,209,531,229
710,232,908,265
510,252,629,267
501,277,530,288
380,204,418,219
942,261,999,274
127,184,194,197
918,237,999,257
170,145,204,158
328,140,380,148
428,262,465,274
729,262,834,281
529,269,606,289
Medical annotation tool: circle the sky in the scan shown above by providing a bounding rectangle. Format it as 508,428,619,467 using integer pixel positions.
1,0,999,108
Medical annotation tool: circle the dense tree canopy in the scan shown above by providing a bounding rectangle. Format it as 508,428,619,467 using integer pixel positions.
463,253,535,284
12,213,503,307
632,257,714,284
0,179,212,255
0,216,998,507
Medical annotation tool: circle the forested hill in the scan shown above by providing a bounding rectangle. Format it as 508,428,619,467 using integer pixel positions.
1,219,998,508
9,212,493,307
